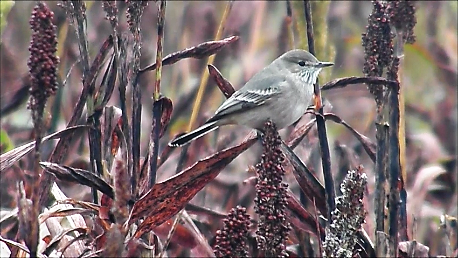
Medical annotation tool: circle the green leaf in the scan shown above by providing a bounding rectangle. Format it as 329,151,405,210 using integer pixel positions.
0,0,15,41
0,129,14,153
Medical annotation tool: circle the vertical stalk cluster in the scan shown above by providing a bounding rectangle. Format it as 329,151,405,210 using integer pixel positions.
126,0,148,197
214,206,251,257
322,166,368,258
27,2,60,256
362,2,394,246
254,121,291,257
362,0,416,255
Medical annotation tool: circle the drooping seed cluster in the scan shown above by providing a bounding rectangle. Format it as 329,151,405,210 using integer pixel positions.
322,166,368,258
254,121,290,257
58,1,87,27
362,1,394,78
213,206,251,258
28,2,59,114
362,0,417,108
126,1,148,35
126,0,148,74
386,0,416,82
387,1,417,44
361,1,394,107
102,1,118,28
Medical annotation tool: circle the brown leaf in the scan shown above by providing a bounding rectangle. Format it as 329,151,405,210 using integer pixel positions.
127,135,257,238
58,233,88,257
286,112,375,165
40,162,114,199
286,190,324,237
43,228,88,257
95,54,117,111
286,116,317,149
0,125,88,172
280,142,327,215
86,34,114,94
207,64,235,98
185,203,227,221
139,36,239,73
324,113,376,162
58,199,102,212
321,76,398,91
0,235,30,255
38,207,93,224
157,97,174,138
101,106,122,170
153,219,198,249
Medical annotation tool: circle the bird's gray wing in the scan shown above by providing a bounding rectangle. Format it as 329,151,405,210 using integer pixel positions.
208,74,286,121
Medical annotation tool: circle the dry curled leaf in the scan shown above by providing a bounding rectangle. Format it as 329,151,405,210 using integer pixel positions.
40,162,114,200
127,136,257,238
207,64,235,98
139,36,239,73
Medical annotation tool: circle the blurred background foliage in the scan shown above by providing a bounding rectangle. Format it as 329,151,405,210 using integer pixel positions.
0,1,456,256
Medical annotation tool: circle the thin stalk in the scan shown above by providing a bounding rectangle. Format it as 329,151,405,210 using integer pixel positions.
286,0,295,50
130,2,148,198
30,114,43,257
394,28,408,241
388,80,401,257
375,121,388,233
153,0,166,101
149,0,166,187
67,1,99,203
118,36,132,197
303,0,335,221
187,1,233,132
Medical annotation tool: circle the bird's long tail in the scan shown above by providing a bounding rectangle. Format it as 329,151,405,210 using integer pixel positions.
168,121,219,147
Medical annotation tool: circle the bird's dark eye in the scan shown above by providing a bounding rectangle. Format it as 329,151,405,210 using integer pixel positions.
298,61,306,66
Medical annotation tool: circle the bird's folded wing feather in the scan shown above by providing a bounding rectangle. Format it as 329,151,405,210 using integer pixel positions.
209,75,286,120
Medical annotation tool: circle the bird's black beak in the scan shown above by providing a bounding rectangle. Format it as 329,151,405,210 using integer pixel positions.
316,61,334,68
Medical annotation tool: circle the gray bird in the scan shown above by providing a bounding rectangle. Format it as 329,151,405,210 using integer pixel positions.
169,49,333,147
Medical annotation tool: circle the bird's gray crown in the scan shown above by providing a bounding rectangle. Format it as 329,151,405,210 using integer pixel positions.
280,49,320,66
273,49,327,77
271,49,333,85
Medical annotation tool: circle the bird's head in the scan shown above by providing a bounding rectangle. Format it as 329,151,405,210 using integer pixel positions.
277,49,333,85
